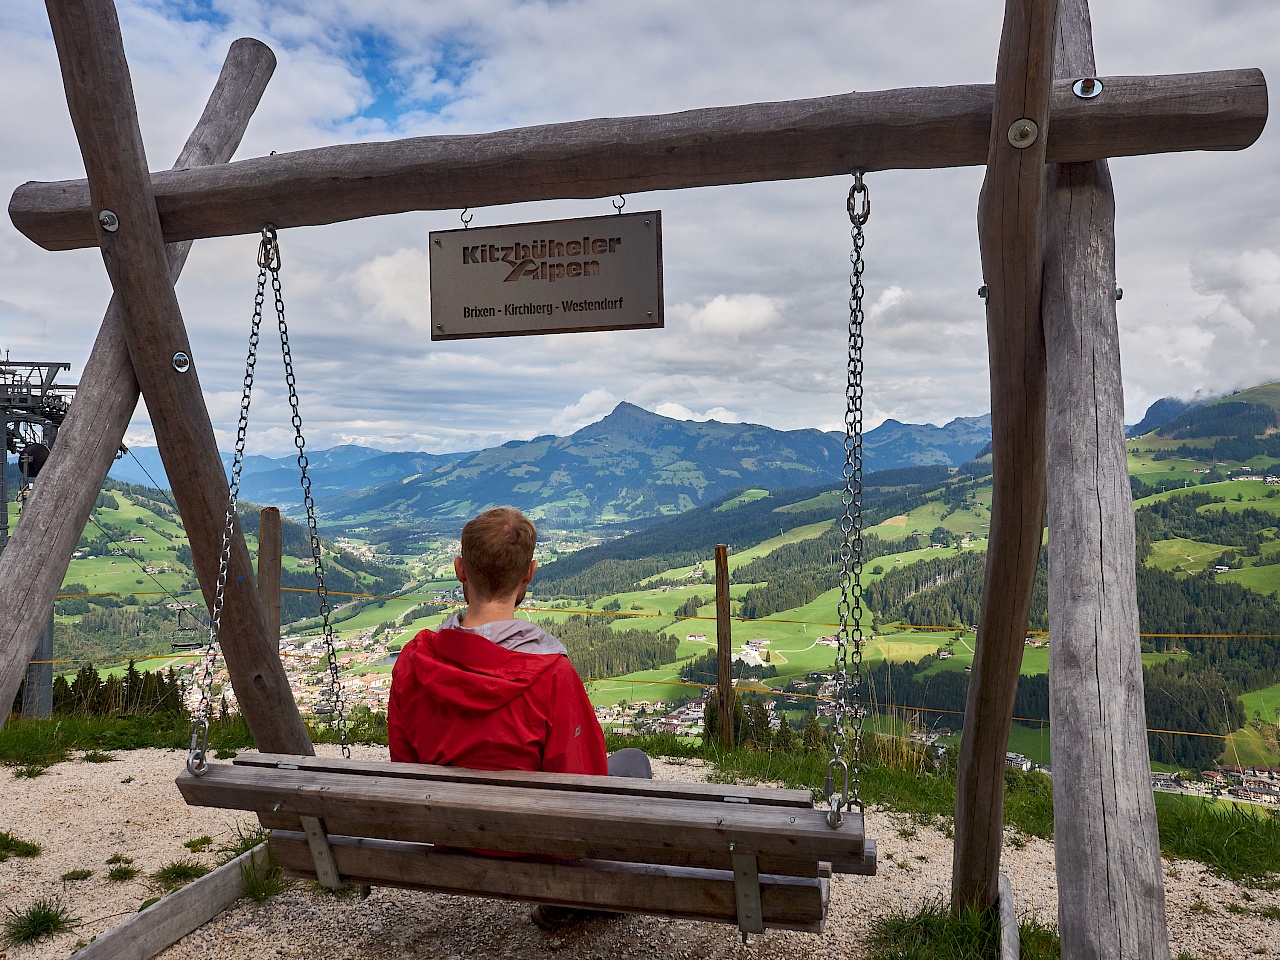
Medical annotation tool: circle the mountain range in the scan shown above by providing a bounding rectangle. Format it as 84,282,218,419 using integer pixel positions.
107,403,994,530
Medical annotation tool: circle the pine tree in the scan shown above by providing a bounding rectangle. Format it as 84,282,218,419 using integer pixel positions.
774,714,797,753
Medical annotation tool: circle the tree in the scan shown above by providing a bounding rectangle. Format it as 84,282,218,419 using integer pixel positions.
774,714,797,753
802,714,828,753
747,701,771,749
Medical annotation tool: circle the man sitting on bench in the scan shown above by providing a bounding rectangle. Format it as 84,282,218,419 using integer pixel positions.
388,506,650,929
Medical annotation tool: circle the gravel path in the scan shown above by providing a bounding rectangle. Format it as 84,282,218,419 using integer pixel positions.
2,746,1275,959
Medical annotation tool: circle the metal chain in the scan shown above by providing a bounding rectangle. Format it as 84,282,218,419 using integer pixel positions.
268,228,350,759
826,171,870,827
187,230,268,776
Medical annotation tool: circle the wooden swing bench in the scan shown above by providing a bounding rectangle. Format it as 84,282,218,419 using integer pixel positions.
178,752,875,933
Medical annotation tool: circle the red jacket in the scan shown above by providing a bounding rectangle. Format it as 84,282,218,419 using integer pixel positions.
388,624,607,776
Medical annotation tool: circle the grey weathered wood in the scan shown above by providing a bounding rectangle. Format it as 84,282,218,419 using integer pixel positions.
1043,2,1170,958
954,0,1059,912
268,832,829,932
42,0,311,756
235,752,814,807
176,763,867,866
0,37,275,728
998,874,1019,960
298,814,343,889
257,506,282,643
9,69,1266,251
71,845,268,960
715,543,734,749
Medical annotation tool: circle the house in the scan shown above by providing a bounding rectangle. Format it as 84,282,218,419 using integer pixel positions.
1005,753,1033,773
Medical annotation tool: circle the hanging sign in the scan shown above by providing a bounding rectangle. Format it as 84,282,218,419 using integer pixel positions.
428,211,663,340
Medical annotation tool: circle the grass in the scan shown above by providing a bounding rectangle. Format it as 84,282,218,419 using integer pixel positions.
0,830,42,861
867,898,1060,960
60,869,93,882
2,897,79,946
241,847,292,902
1154,793,1280,886
107,863,140,882
183,835,213,853
218,824,270,864
151,858,210,891
80,750,116,763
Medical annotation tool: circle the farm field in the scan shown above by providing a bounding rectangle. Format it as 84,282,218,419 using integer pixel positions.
641,518,834,583
1240,680,1280,725
1146,536,1235,575
863,496,991,540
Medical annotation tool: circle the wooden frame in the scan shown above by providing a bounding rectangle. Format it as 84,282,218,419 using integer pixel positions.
2,0,1268,954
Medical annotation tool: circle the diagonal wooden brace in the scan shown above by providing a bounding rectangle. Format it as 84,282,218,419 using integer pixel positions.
0,38,279,730
37,0,312,757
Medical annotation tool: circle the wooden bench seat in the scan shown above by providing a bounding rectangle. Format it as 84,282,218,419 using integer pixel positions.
177,753,875,932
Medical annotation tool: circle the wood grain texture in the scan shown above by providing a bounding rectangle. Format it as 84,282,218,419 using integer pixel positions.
10,69,1266,251
1044,2,1170,957
72,845,268,960
998,874,1019,960
257,507,282,643
953,0,1059,912
0,37,275,727
235,753,813,807
715,543,734,749
268,833,829,931
176,764,867,866
42,0,310,756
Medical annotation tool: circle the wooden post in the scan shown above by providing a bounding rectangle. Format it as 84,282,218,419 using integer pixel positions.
258,507,283,645
0,37,276,728
714,544,734,750
954,0,1059,912
42,0,311,756
9,69,1266,251
1043,1,1170,956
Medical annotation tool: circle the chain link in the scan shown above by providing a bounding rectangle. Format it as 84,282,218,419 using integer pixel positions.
826,171,869,827
270,230,350,759
187,230,268,776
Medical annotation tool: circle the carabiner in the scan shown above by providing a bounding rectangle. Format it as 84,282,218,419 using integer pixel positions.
847,172,870,227
824,756,850,828
186,716,211,777
257,225,281,271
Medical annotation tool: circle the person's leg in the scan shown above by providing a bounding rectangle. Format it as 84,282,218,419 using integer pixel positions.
607,746,653,779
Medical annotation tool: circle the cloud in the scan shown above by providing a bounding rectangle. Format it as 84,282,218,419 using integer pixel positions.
2,0,1278,456
653,403,741,423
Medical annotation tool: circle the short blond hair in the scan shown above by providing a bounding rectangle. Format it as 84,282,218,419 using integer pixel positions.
460,507,537,599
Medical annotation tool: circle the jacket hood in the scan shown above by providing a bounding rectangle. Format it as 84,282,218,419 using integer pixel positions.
400,620,567,712
439,612,568,656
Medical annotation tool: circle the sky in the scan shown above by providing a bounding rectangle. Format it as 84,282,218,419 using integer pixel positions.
1,0,1277,457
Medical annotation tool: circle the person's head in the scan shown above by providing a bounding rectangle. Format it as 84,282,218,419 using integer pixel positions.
455,507,538,605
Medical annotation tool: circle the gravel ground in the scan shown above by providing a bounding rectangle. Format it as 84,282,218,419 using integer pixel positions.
2,745,1276,959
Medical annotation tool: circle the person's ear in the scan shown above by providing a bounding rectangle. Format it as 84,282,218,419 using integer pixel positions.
454,556,467,582
523,559,537,586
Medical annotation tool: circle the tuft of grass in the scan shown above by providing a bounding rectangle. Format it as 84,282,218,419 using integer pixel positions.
0,831,42,861
15,764,48,778
1155,793,1280,887
241,848,291,902
105,853,134,865
107,864,139,883
80,750,116,763
60,869,93,882
867,898,1060,960
3,897,79,946
0,720,69,769
151,859,210,891
217,824,269,865
183,835,213,853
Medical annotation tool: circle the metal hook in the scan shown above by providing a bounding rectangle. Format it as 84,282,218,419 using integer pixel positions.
257,224,281,271
847,171,870,227
461,208,473,229
612,195,626,215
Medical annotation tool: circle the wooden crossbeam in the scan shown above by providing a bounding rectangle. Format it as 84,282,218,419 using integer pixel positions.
1043,2,1170,957
0,38,278,730
41,0,311,756
953,0,1058,912
9,69,1265,251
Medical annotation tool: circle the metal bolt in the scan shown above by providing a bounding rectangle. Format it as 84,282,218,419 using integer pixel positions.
98,209,119,232
172,352,191,373
1115,286,1124,301
1007,118,1039,149
978,285,989,301
1072,77,1103,99
645,220,651,226
433,238,441,245
436,323,444,330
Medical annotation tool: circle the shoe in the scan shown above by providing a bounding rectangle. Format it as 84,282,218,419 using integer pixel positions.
530,904,619,931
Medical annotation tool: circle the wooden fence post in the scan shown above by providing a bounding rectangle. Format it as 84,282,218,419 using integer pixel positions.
715,544,734,749
258,507,283,645
0,37,276,728
1043,1,1170,956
